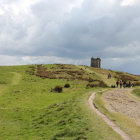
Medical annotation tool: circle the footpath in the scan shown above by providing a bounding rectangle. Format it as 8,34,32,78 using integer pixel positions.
88,89,136,140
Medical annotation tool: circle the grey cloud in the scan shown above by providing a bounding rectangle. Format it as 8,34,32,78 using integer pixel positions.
0,0,140,74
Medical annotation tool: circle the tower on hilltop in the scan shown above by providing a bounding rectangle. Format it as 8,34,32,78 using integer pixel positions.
91,57,101,68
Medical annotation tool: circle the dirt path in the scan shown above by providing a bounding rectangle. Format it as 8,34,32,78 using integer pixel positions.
103,88,140,127
11,72,21,85
88,91,132,140
0,72,21,97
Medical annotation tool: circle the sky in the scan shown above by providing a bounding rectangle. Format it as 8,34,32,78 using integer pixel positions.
0,0,140,74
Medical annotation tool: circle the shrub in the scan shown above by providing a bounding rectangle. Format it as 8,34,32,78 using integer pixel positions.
88,78,94,82
86,83,98,88
111,85,116,88
64,83,70,88
133,81,140,86
99,81,108,87
53,86,63,93
117,74,138,81
86,81,108,88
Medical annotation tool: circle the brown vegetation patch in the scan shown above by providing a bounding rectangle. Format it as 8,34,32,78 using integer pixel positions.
133,81,140,86
116,73,138,81
35,65,99,82
26,65,108,89
86,81,107,88
57,64,73,69
26,65,36,75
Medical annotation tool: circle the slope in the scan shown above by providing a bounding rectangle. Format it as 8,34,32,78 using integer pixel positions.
0,64,139,139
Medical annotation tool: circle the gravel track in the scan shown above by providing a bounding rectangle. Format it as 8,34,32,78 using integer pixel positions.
103,89,140,127
88,91,132,140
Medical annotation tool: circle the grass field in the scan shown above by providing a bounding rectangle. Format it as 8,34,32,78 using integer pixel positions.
0,64,139,139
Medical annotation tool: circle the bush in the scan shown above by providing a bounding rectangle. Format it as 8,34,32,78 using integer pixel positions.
64,83,70,88
88,78,94,82
86,83,98,88
99,81,108,87
111,85,116,88
117,74,138,81
133,81,140,86
53,86,63,93
86,81,107,88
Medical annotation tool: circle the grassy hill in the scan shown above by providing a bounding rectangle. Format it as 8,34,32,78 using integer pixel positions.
0,64,139,140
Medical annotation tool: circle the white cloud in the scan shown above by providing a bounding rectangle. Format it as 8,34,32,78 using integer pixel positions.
0,8,4,15
0,0,40,16
121,0,137,6
26,56,89,66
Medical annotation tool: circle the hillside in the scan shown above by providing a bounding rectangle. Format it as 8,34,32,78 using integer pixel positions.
0,64,140,140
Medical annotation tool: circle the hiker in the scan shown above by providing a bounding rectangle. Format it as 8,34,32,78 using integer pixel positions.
128,81,131,88
116,81,119,88
108,74,110,79
120,80,123,88
108,73,111,79
109,73,111,79
123,81,127,88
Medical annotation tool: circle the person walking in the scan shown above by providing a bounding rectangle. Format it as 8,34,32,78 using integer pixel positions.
123,81,127,88
128,81,131,88
109,73,111,79
120,80,123,88
108,74,110,79
108,73,111,79
116,81,119,88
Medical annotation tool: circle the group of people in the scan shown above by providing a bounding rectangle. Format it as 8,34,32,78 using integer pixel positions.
116,80,132,88
107,73,132,88
106,72,133,88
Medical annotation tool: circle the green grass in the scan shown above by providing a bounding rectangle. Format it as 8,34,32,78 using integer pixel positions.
0,64,139,139
0,65,92,139
132,88,140,97
77,66,118,87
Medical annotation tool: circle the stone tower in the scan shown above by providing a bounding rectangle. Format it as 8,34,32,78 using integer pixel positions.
91,57,101,68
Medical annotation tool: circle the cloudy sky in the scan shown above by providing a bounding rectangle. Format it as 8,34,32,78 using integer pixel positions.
0,0,140,74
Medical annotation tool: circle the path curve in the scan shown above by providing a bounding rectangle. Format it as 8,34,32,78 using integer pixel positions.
88,92,132,140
